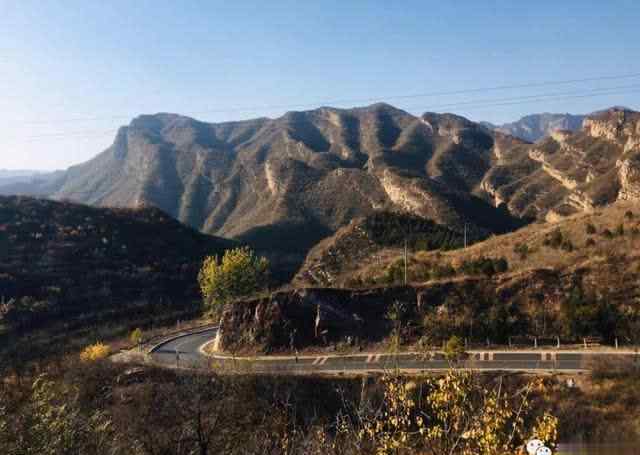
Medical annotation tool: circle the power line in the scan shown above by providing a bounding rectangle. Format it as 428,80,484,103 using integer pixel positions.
421,88,640,112
10,71,640,126
16,84,640,143
419,84,640,110
24,129,118,140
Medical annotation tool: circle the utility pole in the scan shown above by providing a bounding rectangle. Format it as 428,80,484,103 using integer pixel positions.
404,239,408,286
464,223,468,249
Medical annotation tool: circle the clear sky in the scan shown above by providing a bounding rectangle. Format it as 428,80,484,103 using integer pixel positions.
1,0,640,170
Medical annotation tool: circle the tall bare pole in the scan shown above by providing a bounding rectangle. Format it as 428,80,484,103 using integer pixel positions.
404,238,408,285
464,223,467,248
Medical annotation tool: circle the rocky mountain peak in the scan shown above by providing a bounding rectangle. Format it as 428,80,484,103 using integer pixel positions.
583,108,640,150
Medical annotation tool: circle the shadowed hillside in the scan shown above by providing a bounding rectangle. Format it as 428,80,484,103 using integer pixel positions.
0,195,235,363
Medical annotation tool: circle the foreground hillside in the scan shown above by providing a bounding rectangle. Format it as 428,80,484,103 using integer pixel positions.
220,201,640,354
293,210,501,287
0,196,234,364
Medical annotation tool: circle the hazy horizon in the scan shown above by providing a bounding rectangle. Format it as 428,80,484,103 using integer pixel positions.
2,0,640,171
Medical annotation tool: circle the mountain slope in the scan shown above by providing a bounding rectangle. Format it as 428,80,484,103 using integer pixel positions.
26,105,525,254
480,108,640,221
0,169,40,184
0,170,65,196
9,105,640,271
231,200,640,354
0,196,234,361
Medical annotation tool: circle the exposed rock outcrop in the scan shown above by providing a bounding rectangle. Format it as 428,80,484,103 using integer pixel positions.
618,155,640,202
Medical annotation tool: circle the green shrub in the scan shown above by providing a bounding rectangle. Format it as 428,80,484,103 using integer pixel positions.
384,259,406,285
543,230,564,249
129,328,143,346
431,263,456,279
459,257,508,276
559,285,620,339
601,228,614,239
443,335,467,361
561,239,574,252
514,242,530,260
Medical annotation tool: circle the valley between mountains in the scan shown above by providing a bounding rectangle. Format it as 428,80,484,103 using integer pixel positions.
3,104,640,361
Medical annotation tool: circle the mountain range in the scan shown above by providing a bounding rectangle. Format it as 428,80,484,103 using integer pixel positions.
2,105,640,277
0,169,44,187
482,112,586,142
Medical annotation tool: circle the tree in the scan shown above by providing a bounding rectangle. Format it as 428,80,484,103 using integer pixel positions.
422,372,557,455
386,301,406,354
130,328,143,348
198,247,269,311
336,371,558,455
444,335,467,361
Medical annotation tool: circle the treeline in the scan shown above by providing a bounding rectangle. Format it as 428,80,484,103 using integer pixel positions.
362,211,483,252
418,282,640,346
348,256,508,287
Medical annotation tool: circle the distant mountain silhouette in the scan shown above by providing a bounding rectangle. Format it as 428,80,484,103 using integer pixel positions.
482,112,585,142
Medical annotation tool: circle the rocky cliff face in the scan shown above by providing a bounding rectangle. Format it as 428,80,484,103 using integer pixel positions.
618,155,640,201
479,108,640,221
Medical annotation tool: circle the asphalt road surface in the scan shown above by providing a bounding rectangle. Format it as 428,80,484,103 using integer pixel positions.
149,328,640,374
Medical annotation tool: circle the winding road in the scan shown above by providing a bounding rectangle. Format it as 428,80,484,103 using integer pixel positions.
146,328,640,375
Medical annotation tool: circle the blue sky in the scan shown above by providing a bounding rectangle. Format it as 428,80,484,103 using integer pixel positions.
1,0,639,170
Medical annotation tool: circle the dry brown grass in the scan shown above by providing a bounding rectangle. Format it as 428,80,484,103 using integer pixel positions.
352,200,640,284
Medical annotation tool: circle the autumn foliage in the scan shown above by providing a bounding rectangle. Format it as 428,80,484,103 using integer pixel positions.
198,247,269,310
79,342,111,362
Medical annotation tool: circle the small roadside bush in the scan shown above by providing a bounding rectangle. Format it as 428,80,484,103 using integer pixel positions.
129,328,143,346
585,238,596,248
444,335,467,361
80,342,110,362
585,223,597,235
625,210,634,220
616,223,625,236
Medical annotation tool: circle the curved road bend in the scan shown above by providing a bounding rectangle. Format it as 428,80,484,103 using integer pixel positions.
149,329,640,374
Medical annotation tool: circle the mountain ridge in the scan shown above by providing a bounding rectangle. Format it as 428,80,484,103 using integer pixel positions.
4,104,640,274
